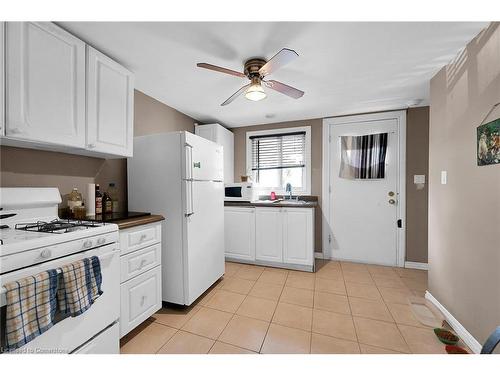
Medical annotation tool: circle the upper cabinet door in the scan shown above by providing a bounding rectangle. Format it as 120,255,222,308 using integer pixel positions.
86,46,134,157
5,22,86,147
195,125,216,142
1,22,5,136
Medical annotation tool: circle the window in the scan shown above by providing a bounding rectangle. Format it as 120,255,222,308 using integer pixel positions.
246,126,311,194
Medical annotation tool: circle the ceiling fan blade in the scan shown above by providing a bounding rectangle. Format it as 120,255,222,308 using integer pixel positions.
259,48,299,77
221,84,251,106
197,63,246,78
263,80,304,99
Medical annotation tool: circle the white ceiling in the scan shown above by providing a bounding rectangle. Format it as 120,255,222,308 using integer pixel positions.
59,22,488,128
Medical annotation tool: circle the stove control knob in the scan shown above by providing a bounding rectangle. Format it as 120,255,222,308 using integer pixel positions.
40,249,51,259
83,240,93,249
97,237,106,245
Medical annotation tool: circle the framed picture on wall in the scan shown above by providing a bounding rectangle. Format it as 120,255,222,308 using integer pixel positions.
477,118,500,166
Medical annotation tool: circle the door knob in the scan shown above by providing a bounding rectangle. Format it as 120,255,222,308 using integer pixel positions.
388,199,396,205
388,191,395,197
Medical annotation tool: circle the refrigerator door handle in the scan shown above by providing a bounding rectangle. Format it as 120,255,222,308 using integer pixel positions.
185,142,193,180
185,180,195,217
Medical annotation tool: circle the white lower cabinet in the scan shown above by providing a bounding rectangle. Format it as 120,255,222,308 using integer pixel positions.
255,207,283,263
224,206,314,270
224,207,256,261
119,222,162,338
283,208,314,266
120,266,161,337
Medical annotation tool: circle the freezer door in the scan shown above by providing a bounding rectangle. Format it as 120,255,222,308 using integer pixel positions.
183,180,225,305
184,132,223,181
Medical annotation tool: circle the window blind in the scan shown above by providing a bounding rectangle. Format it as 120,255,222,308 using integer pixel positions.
250,131,306,172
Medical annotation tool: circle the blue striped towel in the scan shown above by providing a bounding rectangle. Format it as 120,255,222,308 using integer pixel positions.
57,256,103,317
3,269,59,350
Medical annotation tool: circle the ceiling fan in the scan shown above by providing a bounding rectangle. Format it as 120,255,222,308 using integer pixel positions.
197,48,304,106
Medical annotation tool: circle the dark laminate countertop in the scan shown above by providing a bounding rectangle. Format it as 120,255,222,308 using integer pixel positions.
62,211,165,230
110,214,165,230
225,196,318,208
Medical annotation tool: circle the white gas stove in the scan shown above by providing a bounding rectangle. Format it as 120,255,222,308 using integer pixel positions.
0,187,120,354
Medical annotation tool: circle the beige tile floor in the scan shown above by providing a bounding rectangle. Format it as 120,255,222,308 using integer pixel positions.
120,260,459,354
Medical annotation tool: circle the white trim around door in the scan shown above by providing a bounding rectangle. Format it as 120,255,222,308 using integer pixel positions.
322,110,407,267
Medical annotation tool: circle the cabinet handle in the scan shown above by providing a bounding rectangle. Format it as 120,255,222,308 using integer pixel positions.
141,295,147,306
140,233,147,242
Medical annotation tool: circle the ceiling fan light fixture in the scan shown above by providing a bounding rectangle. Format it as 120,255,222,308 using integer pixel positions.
245,83,267,101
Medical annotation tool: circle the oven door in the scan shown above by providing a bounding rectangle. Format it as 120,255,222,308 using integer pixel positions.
1,243,119,354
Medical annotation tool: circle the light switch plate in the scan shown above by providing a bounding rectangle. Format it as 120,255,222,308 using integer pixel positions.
414,175,425,184
441,171,447,185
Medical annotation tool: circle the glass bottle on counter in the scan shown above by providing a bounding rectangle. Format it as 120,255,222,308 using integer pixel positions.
104,192,113,214
68,188,83,213
95,184,103,215
107,183,120,213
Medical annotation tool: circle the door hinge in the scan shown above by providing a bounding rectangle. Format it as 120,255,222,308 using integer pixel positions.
328,234,332,243
329,134,332,143
329,185,332,194
397,219,402,228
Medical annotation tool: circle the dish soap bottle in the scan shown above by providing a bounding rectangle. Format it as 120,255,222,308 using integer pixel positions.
95,184,103,215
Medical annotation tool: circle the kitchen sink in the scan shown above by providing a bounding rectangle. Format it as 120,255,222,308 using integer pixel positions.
274,199,309,205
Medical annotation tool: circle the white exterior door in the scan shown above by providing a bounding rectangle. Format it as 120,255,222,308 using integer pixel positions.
86,46,134,157
5,22,86,147
324,111,405,266
224,207,256,261
283,208,314,266
255,207,283,263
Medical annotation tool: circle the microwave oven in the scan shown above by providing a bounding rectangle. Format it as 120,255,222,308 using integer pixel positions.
224,183,259,202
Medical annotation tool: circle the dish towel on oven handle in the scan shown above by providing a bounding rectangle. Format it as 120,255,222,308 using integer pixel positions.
57,256,103,317
3,269,59,350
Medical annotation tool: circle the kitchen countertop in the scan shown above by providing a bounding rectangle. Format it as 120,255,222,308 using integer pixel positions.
225,197,318,208
62,211,165,230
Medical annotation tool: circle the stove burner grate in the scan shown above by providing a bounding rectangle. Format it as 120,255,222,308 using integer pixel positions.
15,219,103,233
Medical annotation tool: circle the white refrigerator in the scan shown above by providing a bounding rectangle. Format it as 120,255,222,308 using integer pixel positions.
128,131,225,305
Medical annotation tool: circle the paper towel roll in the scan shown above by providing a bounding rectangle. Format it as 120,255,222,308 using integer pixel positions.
86,183,96,216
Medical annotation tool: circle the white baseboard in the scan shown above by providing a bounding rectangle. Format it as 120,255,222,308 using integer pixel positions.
405,261,428,270
314,252,324,259
425,291,482,353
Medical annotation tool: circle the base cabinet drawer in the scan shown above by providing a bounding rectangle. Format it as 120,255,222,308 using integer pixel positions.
120,222,161,255
120,243,161,283
120,266,162,338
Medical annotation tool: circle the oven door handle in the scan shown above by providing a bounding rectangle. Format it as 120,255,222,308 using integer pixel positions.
0,249,119,308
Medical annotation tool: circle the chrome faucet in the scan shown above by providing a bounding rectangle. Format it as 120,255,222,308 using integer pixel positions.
285,183,292,200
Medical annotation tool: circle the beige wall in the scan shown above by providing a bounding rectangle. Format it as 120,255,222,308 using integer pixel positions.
406,107,430,263
0,90,196,209
428,23,500,344
232,109,429,261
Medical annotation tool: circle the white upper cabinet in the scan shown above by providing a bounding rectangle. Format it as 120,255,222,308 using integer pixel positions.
255,207,283,263
283,208,314,266
0,22,4,136
195,123,234,183
87,46,134,157
5,22,86,148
